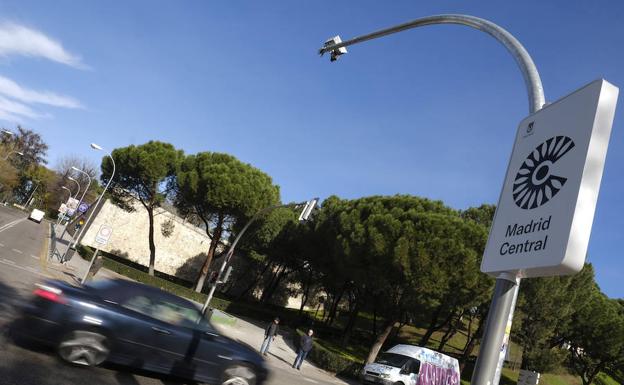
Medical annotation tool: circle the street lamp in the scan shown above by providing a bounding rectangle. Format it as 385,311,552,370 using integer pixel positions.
59,167,93,240
67,176,80,199
319,14,545,385
201,198,319,315
1,129,13,136
3,150,23,161
56,186,72,226
71,166,92,206
71,143,116,249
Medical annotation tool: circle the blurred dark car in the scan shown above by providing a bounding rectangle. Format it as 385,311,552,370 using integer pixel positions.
14,278,267,385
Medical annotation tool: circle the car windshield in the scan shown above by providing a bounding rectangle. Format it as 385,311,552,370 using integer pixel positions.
375,353,411,368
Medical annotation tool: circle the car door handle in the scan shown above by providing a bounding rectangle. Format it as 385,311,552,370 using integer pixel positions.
151,326,171,335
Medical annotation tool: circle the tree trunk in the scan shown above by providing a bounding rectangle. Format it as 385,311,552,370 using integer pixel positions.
341,298,361,347
420,306,443,346
147,206,156,276
438,325,458,351
372,308,377,338
366,318,397,364
261,264,288,303
237,260,272,299
195,214,224,292
438,311,464,351
326,284,346,326
299,271,312,316
459,312,486,372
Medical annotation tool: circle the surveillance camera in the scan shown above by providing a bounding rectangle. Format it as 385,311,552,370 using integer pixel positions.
322,35,347,61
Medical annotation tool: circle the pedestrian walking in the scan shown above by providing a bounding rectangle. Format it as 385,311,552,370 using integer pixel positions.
260,317,280,356
292,329,314,370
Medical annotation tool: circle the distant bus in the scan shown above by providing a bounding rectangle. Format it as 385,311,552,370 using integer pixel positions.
361,344,460,385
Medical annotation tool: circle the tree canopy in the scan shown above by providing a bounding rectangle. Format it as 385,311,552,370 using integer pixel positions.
102,141,183,275
175,152,280,292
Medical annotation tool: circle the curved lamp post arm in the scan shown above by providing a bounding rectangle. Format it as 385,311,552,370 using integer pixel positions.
72,149,116,249
201,199,318,315
3,150,24,161
68,177,81,199
320,14,545,385
72,167,92,208
320,14,545,113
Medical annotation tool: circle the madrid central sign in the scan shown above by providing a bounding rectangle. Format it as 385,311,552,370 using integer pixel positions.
482,79,618,278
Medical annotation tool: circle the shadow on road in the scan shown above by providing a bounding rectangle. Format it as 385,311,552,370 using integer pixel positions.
268,351,294,367
0,279,19,320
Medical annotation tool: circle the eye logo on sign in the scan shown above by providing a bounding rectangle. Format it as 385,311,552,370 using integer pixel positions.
512,135,575,209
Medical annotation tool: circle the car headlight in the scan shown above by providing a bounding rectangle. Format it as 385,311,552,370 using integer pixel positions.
379,373,391,379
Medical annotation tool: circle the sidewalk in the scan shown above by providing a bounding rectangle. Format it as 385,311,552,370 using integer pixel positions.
46,222,126,285
47,223,356,384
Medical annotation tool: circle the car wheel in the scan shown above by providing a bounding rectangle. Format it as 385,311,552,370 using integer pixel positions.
220,364,257,385
58,331,109,367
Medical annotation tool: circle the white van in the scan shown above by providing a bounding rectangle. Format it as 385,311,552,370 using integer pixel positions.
361,344,460,385
28,209,45,223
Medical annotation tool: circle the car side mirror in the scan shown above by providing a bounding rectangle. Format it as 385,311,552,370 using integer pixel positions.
400,368,409,375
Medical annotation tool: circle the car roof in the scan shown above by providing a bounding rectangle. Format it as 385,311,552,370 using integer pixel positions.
94,279,200,310
387,345,459,371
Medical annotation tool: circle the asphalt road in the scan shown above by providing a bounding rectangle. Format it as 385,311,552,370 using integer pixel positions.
0,206,352,385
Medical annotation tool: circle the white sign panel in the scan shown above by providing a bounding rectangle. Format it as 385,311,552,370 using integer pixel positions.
482,79,618,278
58,203,68,214
95,225,113,246
66,197,79,211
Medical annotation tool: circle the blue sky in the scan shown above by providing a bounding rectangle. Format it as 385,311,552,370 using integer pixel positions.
0,0,622,298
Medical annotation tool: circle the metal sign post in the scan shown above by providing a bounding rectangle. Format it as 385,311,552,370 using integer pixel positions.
81,225,113,284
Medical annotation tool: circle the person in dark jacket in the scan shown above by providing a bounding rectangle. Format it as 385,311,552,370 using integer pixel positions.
292,329,314,370
260,317,280,355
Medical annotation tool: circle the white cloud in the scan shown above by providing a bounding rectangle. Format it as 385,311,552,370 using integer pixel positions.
0,75,82,109
0,95,48,121
0,22,87,69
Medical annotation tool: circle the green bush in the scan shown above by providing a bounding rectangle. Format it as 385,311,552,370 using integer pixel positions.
75,245,230,310
294,329,363,378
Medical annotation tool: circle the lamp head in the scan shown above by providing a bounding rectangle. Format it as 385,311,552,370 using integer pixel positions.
90,143,103,151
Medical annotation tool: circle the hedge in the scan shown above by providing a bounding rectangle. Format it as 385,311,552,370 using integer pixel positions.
295,329,363,378
75,245,230,311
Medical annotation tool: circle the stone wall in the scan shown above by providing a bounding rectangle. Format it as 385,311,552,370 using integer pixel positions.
81,199,211,281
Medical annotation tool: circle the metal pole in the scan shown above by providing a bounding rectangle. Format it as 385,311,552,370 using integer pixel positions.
60,170,91,240
25,181,38,207
71,150,116,249
69,177,80,199
201,201,310,314
81,248,99,284
318,14,546,385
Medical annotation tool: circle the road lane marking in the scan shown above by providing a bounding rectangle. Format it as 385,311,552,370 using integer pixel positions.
0,218,26,232
303,378,319,383
2,258,15,264
31,255,38,260
0,243,3,247
11,248,23,254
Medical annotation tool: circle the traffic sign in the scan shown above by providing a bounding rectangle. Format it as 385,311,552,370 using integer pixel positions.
66,197,79,211
78,202,89,213
58,203,68,214
482,79,618,278
95,225,113,246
